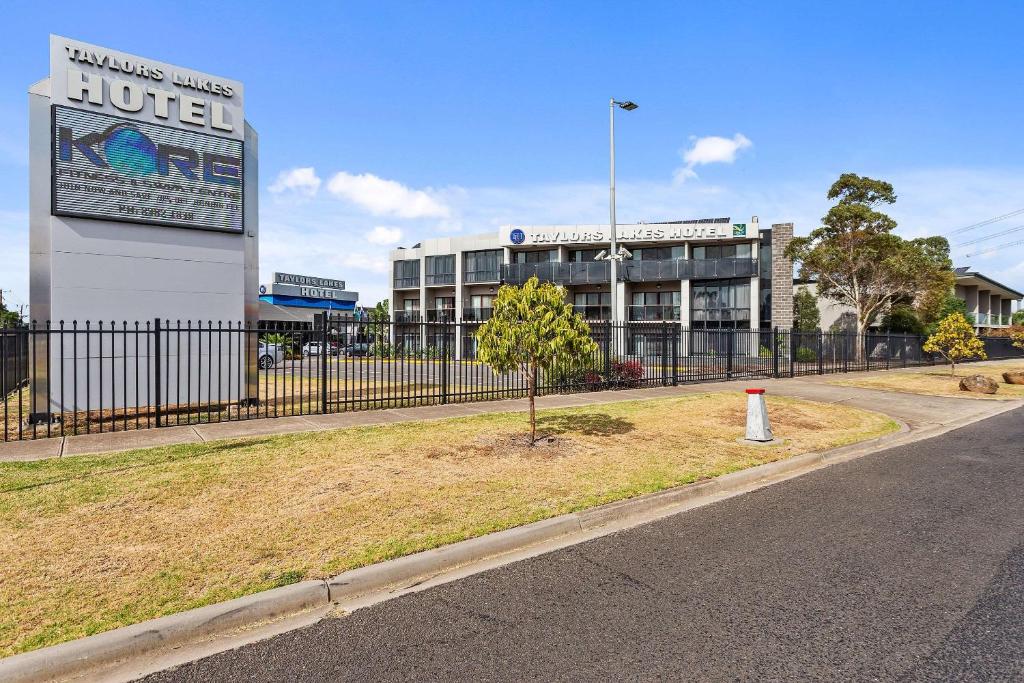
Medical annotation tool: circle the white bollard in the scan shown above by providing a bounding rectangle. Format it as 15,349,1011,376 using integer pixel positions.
744,388,774,442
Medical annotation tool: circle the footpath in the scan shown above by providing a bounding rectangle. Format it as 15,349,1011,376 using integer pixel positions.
0,362,1018,462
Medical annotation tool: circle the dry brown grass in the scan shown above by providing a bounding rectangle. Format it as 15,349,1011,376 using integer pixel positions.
828,361,1024,400
0,392,896,656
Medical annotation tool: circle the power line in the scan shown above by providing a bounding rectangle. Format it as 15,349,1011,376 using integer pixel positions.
964,237,1024,258
956,223,1024,247
947,208,1024,236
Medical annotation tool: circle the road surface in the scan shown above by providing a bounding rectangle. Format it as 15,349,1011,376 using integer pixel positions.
144,406,1024,682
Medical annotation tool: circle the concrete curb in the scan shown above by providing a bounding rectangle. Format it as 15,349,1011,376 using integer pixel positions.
2,402,1020,683
0,581,327,683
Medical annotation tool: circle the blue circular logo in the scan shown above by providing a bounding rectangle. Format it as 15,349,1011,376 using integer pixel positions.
103,124,157,176
510,228,525,245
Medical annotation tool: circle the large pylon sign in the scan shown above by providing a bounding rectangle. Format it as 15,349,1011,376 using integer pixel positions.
29,36,260,414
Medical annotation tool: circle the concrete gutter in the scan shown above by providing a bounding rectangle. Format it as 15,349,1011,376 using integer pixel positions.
1,401,1020,683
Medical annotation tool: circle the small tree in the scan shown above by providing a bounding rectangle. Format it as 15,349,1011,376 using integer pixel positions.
793,286,821,332
923,313,987,376
476,277,597,443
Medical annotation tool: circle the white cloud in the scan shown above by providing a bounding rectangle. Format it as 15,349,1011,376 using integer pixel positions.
674,133,753,183
268,167,321,197
326,171,450,218
366,226,403,245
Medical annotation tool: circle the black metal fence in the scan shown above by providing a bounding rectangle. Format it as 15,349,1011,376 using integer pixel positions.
2,317,1021,442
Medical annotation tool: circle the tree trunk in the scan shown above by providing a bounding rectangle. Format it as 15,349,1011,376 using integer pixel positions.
528,361,537,444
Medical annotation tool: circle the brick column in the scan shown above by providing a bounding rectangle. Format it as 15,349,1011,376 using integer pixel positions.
770,223,794,330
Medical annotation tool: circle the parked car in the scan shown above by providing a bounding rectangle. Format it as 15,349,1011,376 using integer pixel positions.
257,342,285,370
344,343,371,357
302,341,325,356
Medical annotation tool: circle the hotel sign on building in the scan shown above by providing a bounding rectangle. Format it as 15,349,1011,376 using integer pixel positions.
501,219,747,246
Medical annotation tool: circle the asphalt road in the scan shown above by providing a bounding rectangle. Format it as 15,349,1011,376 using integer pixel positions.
144,407,1024,682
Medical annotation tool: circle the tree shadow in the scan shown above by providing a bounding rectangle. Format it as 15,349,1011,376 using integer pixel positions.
535,412,635,437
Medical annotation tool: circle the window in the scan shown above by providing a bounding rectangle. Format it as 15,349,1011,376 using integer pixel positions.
574,292,611,306
632,246,684,261
464,250,502,282
402,299,420,311
691,243,753,260
425,255,456,285
691,278,752,329
469,295,493,309
573,292,610,319
631,291,680,306
571,249,603,262
393,259,420,288
514,249,558,264
433,296,455,310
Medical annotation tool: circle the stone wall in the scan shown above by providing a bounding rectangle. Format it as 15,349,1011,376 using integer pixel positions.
771,222,794,330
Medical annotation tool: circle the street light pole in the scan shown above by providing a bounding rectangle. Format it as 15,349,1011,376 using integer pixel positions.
609,99,618,325
607,99,637,324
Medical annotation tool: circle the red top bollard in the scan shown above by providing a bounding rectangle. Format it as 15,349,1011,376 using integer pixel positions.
745,388,765,395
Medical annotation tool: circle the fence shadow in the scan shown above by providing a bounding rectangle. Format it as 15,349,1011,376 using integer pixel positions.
535,412,635,437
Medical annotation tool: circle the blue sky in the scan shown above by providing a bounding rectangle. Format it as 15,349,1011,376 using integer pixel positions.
2,1,1023,311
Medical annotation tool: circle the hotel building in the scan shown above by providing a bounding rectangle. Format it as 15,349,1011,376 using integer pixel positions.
388,217,795,356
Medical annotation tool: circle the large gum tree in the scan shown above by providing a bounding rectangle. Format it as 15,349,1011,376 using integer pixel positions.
786,173,954,340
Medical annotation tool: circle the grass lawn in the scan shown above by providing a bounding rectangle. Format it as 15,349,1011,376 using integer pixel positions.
828,361,1024,400
0,392,896,657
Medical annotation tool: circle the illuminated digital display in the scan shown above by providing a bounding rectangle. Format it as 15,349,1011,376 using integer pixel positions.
51,105,244,233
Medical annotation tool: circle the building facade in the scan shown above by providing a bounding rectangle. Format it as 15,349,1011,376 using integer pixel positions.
953,267,1022,330
389,218,794,356
258,272,360,329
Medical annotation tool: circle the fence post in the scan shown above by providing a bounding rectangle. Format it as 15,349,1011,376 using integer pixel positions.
843,333,849,373
319,312,329,414
817,331,824,375
440,323,450,405
789,329,795,378
772,327,779,379
603,320,611,387
671,323,679,386
886,332,891,370
661,321,668,386
153,317,162,428
726,329,734,380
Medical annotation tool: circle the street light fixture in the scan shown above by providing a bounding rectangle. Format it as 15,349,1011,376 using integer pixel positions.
606,98,638,324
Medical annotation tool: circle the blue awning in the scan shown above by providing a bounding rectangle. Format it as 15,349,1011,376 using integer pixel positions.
259,294,356,311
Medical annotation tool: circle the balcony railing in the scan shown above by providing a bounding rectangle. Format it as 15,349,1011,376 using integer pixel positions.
502,261,610,286
393,277,420,289
462,307,493,322
692,308,751,322
628,305,681,321
464,269,501,284
621,258,758,282
502,258,758,285
426,308,456,322
425,273,456,286
394,311,421,323
573,305,611,320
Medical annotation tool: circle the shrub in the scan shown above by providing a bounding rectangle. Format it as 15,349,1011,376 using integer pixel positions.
758,345,773,358
608,360,644,388
794,346,818,363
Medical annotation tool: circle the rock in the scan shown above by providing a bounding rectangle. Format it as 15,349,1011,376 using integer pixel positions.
1002,370,1024,385
959,374,999,394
